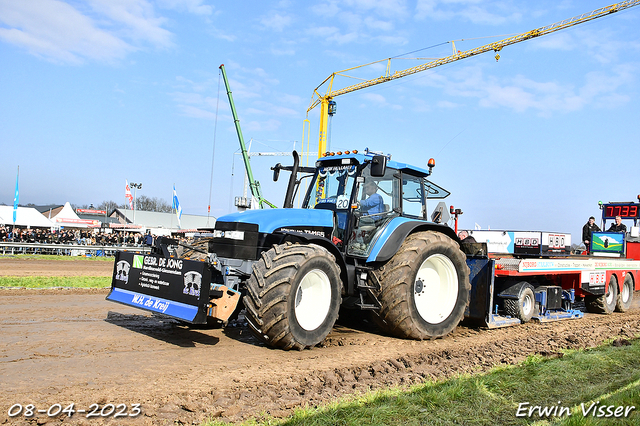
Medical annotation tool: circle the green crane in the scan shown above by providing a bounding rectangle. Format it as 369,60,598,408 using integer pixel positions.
219,64,276,209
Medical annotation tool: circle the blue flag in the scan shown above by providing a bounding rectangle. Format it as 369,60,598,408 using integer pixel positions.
173,185,182,228
13,166,19,224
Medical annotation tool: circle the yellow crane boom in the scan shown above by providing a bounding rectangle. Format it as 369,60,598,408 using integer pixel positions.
307,0,640,157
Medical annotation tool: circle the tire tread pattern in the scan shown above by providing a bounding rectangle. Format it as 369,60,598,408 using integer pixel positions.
243,242,340,350
370,231,470,340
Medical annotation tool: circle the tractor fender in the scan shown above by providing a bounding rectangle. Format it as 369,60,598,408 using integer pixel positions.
366,217,459,263
273,230,350,293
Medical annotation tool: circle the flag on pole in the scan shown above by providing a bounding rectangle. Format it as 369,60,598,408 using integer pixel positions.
13,166,19,224
173,185,182,228
125,180,134,210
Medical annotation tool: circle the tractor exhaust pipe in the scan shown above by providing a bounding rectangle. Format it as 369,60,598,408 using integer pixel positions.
283,150,300,208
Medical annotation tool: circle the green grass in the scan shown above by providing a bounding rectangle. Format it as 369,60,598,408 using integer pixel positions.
0,276,111,288
202,338,640,426
0,254,112,287
0,254,113,261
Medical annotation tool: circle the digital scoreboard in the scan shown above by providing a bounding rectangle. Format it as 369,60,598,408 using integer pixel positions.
602,203,640,219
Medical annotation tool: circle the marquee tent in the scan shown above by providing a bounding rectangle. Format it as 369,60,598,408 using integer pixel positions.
51,202,101,228
0,206,53,228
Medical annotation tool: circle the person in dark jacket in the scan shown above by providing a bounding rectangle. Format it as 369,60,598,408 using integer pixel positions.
608,215,627,233
582,216,600,252
458,230,477,243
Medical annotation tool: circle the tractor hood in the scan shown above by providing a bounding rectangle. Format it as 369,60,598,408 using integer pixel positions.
216,208,334,236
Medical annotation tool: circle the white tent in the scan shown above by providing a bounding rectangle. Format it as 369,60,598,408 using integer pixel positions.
0,206,53,228
51,202,101,229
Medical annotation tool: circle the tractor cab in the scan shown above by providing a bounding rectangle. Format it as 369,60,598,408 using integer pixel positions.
301,150,450,257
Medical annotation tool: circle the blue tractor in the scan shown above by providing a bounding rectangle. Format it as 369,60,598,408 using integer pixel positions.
107,149,470,350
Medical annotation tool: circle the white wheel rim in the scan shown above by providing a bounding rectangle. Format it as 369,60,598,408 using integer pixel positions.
522,292,533,316
606,284,615,305
622,282,631,303
414,254,459,324
294,269,332,331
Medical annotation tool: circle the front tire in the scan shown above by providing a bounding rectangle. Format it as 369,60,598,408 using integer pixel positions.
243,243,342,350
616,274,634,312
370,231,470,339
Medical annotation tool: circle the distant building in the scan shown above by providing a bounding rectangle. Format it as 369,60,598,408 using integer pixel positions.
110,208,215,235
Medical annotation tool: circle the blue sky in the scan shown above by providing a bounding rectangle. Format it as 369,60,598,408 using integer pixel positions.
1,0,639,240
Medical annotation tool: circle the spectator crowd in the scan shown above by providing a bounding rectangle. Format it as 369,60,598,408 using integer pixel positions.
0,226,147,246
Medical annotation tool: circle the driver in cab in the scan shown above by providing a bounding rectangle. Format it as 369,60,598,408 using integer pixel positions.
359,181,384,216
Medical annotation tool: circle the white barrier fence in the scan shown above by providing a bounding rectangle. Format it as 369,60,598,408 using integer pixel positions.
0,242,151,257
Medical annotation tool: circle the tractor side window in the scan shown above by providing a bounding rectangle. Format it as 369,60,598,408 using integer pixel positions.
354,168,398,213
347,167,400,257
402,175,425,218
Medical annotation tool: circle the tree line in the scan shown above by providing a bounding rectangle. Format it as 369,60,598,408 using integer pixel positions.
10,195,173,214
80,196,173,213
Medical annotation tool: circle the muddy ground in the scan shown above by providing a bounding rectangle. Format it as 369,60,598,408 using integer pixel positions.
1,257,639,425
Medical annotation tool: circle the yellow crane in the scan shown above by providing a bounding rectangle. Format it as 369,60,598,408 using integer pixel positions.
306,0,640,158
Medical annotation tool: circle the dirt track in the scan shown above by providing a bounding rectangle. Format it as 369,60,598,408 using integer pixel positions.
1,258,640,425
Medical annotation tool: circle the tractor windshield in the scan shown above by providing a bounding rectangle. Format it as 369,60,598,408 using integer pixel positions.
304,164,358,211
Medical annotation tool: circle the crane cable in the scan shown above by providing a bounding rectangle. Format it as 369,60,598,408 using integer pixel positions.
208,69,221,225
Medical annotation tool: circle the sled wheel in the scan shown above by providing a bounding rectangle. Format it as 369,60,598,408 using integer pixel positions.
370,231,470,339
243,242,342,350
503,284,536,323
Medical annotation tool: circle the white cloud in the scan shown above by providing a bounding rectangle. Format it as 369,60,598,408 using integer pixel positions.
171,63,302,127
360,92,403,109
0,0,213,64
0,0,134,63
424,64,637,116
270,44,296,55
307,26,359,45
86,0,173,47
361,92,387,104
344,0,408,18
436,100,458,108
364,16,394,31
308,0,407,46
245,119,282,132
415,0,521,25
260,12,293,32
207,26,236,42
157,0,214,16
176,104,216,119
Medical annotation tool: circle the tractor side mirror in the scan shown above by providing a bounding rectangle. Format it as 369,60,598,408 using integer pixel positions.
370,155,387,177
272,163,281,182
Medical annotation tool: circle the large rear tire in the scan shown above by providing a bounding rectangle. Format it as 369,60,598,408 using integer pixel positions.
370,231,470,339
586,275,618,314
616,274,634,312
243,242,342,350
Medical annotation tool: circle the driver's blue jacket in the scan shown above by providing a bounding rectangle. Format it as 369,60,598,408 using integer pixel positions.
360,193,384,215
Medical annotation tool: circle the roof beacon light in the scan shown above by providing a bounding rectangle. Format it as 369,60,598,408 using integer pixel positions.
426,158,436,176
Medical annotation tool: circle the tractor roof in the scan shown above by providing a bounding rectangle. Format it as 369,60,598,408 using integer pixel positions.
316,152,433,178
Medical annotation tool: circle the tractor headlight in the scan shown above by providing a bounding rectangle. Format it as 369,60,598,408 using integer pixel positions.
213,230,224,238
224,230,245,240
